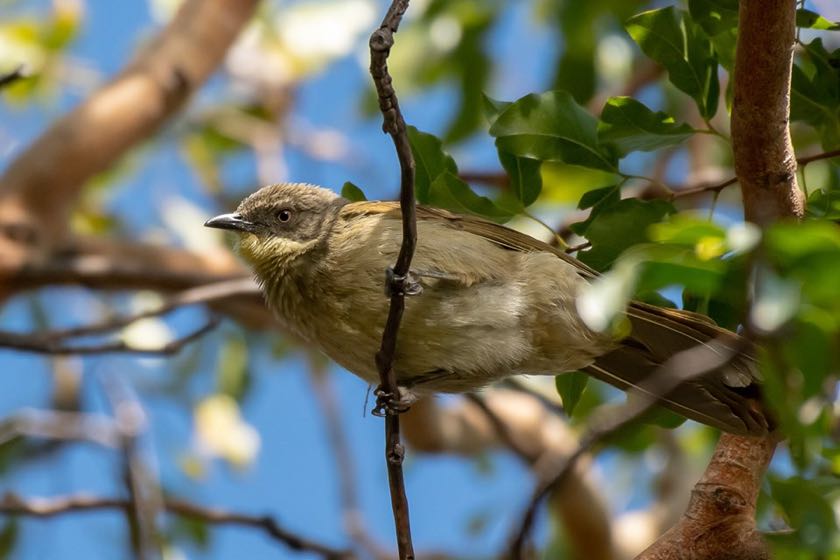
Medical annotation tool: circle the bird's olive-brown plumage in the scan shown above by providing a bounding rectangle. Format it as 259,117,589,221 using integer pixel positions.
205,183,770,436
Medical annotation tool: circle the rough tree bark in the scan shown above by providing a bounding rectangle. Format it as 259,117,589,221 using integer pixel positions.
637,1,801,558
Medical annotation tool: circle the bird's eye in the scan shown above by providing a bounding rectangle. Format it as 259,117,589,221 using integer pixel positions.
276,209,292,223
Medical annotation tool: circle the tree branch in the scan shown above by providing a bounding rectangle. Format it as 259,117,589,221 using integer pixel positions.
635,2,802,558
368,1,417,558
0,493,353,559
0,0,259,259
731,0,804,225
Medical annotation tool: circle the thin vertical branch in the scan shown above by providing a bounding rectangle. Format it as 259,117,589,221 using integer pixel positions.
101,376,162,560
368,1,416,559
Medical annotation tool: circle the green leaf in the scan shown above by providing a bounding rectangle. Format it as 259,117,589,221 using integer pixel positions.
576,185,620,211
556,372,589,418
340,181,367,202
790,39,840,147
407,126,514,220
428,172,514,222
806,189,840,220
688,0,739,36
626,7,720,118
482,94,511,124
796,9,840,31
407,126,459,203
598,97,695,156
688,0,739,69
489,91,619,172
497,149,542,206
577,198,675,271
770,476,840,554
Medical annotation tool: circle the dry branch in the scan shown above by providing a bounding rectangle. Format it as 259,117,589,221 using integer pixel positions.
0,493,352,559
0,0,260,259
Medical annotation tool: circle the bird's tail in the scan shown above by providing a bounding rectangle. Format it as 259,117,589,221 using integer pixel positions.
583,302,771,436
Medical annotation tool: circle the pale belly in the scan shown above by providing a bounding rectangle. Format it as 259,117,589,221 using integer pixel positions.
306,253,614,393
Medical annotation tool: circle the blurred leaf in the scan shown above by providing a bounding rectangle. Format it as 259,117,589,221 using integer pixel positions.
497,149,542,207
749,268,800,335
770,476,840,554
577,259,639,333
635,245,726,295
598,96,695,156
170,516,211,550
648,214,726,246
543,0,646,103
790,39,840,148
576,198,674,271
626,7,720,118
555,372,588,418
340,181,367,202
688,0,738,69
489,91,619,172
806,189,840,220
216,335,250,401
194,395,261,469
796,9,840,31
0,519,18,558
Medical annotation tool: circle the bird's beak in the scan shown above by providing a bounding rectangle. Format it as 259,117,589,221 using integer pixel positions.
204,213,256,233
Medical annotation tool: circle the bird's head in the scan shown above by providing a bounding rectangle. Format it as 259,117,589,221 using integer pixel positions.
204,182,344,273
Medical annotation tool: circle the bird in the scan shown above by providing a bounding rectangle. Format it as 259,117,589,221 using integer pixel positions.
205,182,770,436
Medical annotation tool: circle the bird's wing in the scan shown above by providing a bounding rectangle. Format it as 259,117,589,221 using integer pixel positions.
340,200,600,279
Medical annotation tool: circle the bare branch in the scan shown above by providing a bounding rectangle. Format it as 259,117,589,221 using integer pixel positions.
0,493,353,559
0,316,220,356
101,376,161,559
0,0,260,254
368,1,417,558
0,278,266,356
0,409,120,448
307,356,390,560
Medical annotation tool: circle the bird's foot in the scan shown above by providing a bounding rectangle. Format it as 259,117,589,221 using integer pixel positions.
384,267,423,297
372,385,417,417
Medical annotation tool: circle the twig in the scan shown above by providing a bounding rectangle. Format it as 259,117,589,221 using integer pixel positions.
507,336,747,557
0,277,258,355
671,176,739,200
0,409,120,448
797,147,840,167
464,394,534,462
368,1,417,559
0,493,352,559
0,65,26,89
0,316,220,356
307,355,390,560
101,375,161,559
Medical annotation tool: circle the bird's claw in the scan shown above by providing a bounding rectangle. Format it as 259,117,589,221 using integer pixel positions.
372,386,414,417
384,267,423,297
